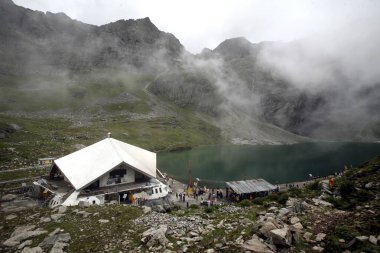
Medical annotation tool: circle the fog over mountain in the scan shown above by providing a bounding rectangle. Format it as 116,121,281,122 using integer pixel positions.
1,0,379,144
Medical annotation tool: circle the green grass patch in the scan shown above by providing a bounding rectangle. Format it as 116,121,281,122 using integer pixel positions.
103,101,151,114
237,199,253,207
0,168,46,181
0,111,222,171
253,192,289,206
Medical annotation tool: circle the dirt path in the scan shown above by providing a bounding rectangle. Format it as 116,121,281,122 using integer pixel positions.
0,165,49,173
0,176,40,185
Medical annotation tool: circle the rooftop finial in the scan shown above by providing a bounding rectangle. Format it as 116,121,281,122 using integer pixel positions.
107,132,111,138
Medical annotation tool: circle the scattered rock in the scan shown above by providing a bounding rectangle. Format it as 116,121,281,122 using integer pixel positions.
57,206,67,214
242,234,274,253
40,217,52,223
49,228,61,237
312,198,333,207
98,219,109,224
5,214,17,220
290,217,300,225
269,228,292,246
315,233,326,242
355,235,368,242
303,232,313,241
73,144,86,150
292,201,305,213
77,211,91,217
142,206,152,214
364,182,373,189
51,214,65,221
344,238,357,248
1,194,17,201
50,242,69,253
39,233,71,249
18,240,32,250
21,246,43,253
3,226,47,247
291,222,303,230
369,235,377,245
215,243,223,248
278,208,290,217
216,219,224,229
312,245,324,252
268,206,278,212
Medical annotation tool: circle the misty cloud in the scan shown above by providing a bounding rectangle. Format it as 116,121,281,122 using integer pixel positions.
258,18,380,92
13,0,380,53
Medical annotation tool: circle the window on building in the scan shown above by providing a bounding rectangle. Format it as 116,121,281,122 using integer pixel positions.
155,188,158,194
159,188,162,193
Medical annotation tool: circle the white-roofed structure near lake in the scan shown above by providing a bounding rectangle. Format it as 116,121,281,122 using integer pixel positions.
52,137,157,190
32,134,169,207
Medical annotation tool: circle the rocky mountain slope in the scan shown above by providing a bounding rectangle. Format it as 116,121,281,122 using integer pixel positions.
0,0,182,74
150,35,380,142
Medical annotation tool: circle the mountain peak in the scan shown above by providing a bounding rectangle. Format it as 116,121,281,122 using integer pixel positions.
0,0,15,6
213,36,254,59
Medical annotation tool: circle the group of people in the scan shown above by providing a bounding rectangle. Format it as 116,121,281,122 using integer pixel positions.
285,183,301,189
175,192,186,202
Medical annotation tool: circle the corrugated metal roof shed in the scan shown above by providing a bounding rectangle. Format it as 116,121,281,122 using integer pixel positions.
226,179,277,194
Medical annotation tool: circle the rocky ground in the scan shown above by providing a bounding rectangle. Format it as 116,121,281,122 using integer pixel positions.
1,156,380,253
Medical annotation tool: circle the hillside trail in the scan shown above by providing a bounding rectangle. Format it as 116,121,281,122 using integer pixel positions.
142,69,178,118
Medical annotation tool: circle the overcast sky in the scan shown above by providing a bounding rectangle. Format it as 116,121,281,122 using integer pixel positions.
13,0,380,53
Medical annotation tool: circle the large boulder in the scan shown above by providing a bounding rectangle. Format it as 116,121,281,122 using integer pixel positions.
141,225,168,247
269,227,292,246
242,234,274,253
259,222,277,238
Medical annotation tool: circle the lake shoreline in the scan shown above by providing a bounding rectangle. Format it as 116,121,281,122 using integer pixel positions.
159,142,380,185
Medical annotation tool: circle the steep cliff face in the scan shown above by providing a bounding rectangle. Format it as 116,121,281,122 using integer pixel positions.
207,37,380,141
150,35,380,142
0,0,184,75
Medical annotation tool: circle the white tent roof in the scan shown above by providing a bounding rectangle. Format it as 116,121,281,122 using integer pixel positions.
54,138,157,190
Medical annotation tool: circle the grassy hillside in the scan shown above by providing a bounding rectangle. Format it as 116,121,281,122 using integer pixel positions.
0,71,223,170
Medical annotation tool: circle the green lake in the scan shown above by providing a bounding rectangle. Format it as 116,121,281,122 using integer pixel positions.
158,142,380,185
